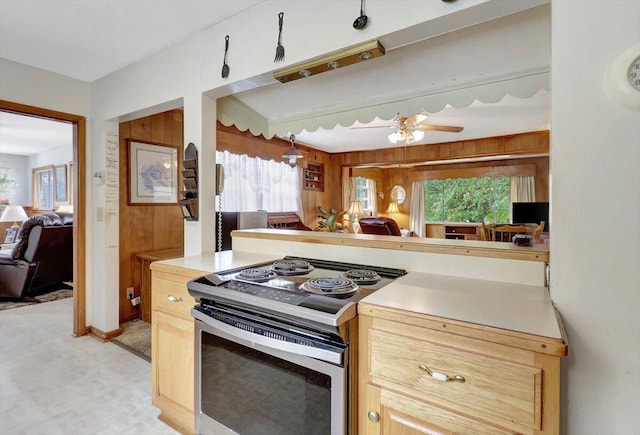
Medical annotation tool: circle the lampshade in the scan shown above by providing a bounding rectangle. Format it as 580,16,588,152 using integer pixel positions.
0,205,28,228
282,134,303,168
57,204,74,213
386,202,400,214
347,200,363,216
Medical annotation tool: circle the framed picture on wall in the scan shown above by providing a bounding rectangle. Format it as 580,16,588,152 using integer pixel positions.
54,164,68,202
2,227,18,244
127,140,180,205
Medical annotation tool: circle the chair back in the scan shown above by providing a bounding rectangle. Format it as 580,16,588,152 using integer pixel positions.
359,217,402,236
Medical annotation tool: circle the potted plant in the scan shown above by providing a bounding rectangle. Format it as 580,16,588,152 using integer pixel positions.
314,206,349,232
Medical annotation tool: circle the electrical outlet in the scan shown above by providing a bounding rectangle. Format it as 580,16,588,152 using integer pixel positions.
131,296,141,306
126,287,134,300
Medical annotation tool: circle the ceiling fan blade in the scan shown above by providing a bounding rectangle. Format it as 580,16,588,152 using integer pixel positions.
350,125,394,130
405,113,428,126
417,124,464,132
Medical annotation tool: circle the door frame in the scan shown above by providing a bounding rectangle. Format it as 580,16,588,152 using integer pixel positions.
0,100,87,337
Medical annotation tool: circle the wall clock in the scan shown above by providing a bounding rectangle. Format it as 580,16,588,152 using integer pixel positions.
605,44,640,110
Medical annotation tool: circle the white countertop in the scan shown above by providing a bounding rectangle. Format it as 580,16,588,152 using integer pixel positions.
156,250,561,340
361,272,563,339
153,250,282,274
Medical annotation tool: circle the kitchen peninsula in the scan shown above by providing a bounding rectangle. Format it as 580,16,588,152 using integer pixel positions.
150,230,566,434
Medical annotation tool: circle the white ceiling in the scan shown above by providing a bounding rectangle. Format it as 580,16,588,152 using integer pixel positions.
0,112,73,156
0,0,266,82
0,1,550,156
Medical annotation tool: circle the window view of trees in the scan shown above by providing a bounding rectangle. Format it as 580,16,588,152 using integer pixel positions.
424,176,510,223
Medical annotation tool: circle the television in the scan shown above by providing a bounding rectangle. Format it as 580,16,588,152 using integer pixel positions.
512,202,549,233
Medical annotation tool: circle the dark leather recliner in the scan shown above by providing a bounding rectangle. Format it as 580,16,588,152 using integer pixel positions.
359,216,402,236
0,212,73,300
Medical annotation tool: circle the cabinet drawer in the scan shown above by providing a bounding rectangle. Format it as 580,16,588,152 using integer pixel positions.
377,386,513,435
152,276,195,319
369,329,542,433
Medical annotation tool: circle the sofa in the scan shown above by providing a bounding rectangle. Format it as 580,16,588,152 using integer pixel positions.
359,216,402,236
0,212,73,300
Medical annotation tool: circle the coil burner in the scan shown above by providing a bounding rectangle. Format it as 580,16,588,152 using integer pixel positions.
236,268,278,283
341,269,382,285
301,277,359,296
270,259,314,276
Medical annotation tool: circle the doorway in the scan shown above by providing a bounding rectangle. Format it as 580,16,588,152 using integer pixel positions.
0,100,87,337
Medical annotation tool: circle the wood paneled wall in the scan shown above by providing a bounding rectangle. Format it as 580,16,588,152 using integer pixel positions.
217,123,337,228
335,130,549,167
119,110,184,323
346,132,550,229
216,126,549,231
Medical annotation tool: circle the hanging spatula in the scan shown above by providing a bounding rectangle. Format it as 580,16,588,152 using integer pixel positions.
221,35,230,79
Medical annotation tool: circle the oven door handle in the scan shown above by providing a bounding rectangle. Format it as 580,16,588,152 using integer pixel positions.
193,309,344,365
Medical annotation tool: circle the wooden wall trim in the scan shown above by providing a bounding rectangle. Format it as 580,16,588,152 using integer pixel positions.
0,99,87,338
335,130,549,167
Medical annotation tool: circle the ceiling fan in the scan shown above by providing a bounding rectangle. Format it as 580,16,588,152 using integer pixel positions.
354,112,464,144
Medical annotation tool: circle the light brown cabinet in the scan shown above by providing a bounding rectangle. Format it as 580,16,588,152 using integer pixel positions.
426,222,481,240
151,264,205,435
358,304,566,434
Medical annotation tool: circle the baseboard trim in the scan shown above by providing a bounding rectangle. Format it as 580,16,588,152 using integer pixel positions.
88,325,122,342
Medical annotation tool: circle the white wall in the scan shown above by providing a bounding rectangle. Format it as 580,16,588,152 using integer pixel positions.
0,58,91,324
551,1,640,433
88,0,517,334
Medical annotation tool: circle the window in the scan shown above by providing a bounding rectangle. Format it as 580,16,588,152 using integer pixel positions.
425,176,510,223
32,165,55,210
354,177,370,210
215,151,301,212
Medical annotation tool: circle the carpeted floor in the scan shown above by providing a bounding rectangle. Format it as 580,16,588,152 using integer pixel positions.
111,318,152,362
0,287,74,310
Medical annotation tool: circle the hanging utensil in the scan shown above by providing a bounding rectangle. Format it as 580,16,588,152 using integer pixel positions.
353,0,368,30
274,12,285,62
221,35,230,79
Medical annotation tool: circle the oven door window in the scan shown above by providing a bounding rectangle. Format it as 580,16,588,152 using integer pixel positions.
201,330,332,435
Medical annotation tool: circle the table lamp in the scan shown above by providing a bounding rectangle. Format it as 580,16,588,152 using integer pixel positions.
386,201,400,215
0,205,28,228
347,200,363,234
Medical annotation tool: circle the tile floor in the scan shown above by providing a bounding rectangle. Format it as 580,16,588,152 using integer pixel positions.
0,298,179,435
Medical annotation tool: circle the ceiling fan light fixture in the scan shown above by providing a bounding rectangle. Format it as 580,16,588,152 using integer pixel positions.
388,131,403,144
274,40,385,83
412,130,425,142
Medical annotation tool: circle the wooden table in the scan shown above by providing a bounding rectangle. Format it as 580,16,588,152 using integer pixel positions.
136,248,183,322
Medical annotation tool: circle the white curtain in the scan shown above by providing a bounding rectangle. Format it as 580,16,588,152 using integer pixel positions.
510,176,536,203
366,179,377,216
410,180,425,238
510,176,536,221
216,150,301,212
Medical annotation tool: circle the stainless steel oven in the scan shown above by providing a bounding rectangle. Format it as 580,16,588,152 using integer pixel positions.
188,257,406,435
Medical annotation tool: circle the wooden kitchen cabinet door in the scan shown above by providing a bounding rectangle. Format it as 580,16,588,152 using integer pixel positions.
152,309,194,434
151,267,201,434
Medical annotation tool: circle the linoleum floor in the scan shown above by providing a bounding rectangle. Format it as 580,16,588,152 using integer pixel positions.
0,297,179,435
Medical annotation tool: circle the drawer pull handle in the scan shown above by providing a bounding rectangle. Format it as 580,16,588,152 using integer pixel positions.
367,410,379,422
419,364,465,383
167,295,183,302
